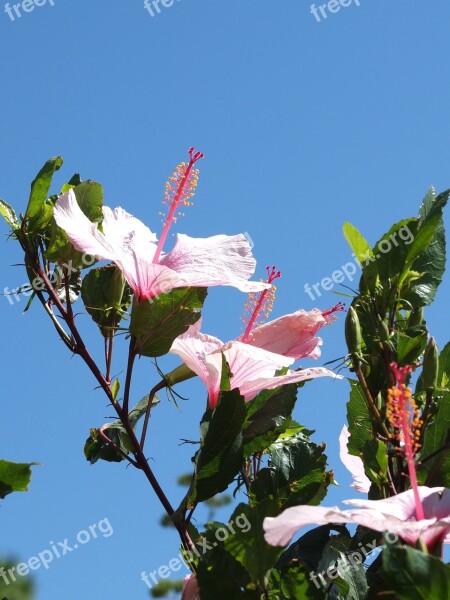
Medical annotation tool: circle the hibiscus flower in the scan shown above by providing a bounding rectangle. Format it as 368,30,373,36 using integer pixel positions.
53,149,269,302
170,320,340,408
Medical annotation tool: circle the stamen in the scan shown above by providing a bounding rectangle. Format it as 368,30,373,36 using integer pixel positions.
153,147,204,264
387,363,425,521
241,266,281,343
322,302,346,324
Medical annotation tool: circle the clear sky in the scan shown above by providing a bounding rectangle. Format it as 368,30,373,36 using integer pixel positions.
1,1,450,598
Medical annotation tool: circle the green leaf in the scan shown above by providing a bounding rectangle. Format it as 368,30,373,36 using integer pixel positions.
251,432,330,508
268,562,323,599
316,532,368,599
378,544,450,600
399,191,448,285
418,389,450,486
0,555,35,599
243,384,298,456
130,287,207,357
0,460,35,499
84,394,159,464
397,329,428,366
81,265,131,336
186,389,246,505
438,342,450,389
343,222,374,265
276,524,350,572
0,197,19,229
25,156,63,221
402,188,449,307
224,500,281,583
346,379,373,456
194,524,256,599
363,218,417,297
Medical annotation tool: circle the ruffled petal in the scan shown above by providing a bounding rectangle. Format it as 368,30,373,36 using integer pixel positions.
53,190,118,262
170,321,224,401
264,505,350,547
234,366,341,402
339,425,371,493
244,309,326,360
161,233,271,292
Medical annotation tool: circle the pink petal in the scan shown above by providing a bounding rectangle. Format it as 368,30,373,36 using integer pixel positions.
339,425,371,493
244,309,326,360
161,233,271,292
233,367,341,402
53,192,170,300
264,505,351,547
344,487,450,546
181,574,200,600
343,488,419,520
170,321,224,401
204,341,294,406
53,190,118,262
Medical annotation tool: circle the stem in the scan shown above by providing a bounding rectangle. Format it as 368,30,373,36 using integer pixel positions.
104,318,115,384
355,365,391,439
123,338,137,414
98,425,138,465
240,465,251,493
140,380,166,450
21,233,194,551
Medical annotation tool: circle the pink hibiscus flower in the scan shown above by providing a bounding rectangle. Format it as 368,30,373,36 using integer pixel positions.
170,320,340,408
238,267,344,361
263,486,450,549
52,149,269,302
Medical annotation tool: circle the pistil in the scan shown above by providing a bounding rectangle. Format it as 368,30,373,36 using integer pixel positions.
241,266,281,343
387,363,425,521
153,147,204,264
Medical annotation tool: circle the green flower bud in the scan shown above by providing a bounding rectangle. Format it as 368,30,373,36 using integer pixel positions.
422,337,439,391
164,363,196,387
408,307,424,329
345,307,362,355
377,316,390,344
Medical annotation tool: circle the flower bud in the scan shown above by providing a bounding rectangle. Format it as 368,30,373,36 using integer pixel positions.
422,337,439,391
377,316,391,344
164,363,196,387
345,307,362,355
408,307,424,329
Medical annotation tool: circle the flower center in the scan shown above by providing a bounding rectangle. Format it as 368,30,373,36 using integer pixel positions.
387,363,425,521
153,147,204,264
241,266,281,343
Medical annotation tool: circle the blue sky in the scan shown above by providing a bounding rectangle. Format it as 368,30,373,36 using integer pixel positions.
1,1,450,598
